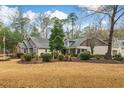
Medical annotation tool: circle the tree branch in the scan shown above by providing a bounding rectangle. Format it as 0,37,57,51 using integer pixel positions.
85,9,111,17
114,12,124,24
116,8,124,14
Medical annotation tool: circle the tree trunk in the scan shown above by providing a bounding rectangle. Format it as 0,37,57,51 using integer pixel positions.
46,29,48,39
106,24,114,59
90,39,95,55
106,10,116,59
72,21,74,39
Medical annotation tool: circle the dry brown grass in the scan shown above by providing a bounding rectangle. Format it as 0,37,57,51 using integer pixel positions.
0,59,124,88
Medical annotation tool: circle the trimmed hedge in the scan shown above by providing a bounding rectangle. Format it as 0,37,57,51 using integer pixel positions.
58,54,64,61
24,53,32,61
79,52,91,60
41,53,52,62
113,54,123,61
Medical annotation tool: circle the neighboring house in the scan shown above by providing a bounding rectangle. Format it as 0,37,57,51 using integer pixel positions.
16,36,50,56
17,36,124,57
64,38,124,57
64,37,108,55
112,39,124,57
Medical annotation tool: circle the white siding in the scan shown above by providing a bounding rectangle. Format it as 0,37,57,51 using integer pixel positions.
37,49,50,56
121,48,124,57
77,46,108,55
93,46,108,55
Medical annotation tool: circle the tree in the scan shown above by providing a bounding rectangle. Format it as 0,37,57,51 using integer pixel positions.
10,6,30,39
35,13,45,38
35,13,51,39
83,25,97,54
49,18,65,55
0,23,23,53
30,26,40,37
67,13,78,38
79,5,124,59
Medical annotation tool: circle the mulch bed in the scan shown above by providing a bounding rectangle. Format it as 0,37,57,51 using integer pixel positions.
81,59,124,64
17,57,124,64
18,60,42,64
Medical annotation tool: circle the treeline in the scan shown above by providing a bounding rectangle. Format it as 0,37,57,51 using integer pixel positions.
1,5,124,59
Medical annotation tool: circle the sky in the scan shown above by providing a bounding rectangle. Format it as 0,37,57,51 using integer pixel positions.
7,5,78,14
0,5,109,30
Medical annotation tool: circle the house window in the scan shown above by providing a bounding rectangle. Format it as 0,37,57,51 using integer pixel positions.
24,49,26,53
81,49,87,52
30,48,33,53
122,42,124,46
45,49,47,53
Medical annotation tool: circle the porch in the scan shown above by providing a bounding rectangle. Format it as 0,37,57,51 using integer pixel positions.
63,48,88,55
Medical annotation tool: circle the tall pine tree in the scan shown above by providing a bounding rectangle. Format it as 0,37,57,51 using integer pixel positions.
49,18,65,54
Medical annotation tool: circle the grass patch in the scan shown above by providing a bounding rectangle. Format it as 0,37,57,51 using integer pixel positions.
0,59,124,87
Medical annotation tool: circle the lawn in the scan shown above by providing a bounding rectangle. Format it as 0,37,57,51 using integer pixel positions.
0,59,124,88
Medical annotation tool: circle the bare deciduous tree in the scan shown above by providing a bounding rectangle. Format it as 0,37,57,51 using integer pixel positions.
79,5,124,59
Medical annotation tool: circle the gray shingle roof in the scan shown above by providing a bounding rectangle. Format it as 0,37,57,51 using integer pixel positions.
65,37,108,48
23,40,33,48
64,37,87,48
113,39,124,47
30,37,49,48
69,38,87,48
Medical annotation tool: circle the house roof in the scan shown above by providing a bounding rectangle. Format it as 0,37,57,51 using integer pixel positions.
23,40,33,48
30,37,49,48
69,38,87,48
18,43,26,48
65,37,108,48
113,39,124,47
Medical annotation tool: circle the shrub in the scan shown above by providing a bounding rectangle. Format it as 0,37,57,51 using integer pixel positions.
40,53,44,58
58,54,64,61
35,55,39,61
71,54,78,57
31,53,36,58
24,53,32,61
113,54,123,61
64,55,68,61
78,52,91,60
53,51,59,59
94,55,105,60
16,53,24,58
41,53,52,62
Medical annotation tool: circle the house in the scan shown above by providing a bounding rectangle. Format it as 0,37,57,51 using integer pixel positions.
17,36,124,57
64,38,124,57
64,37,108,55
16,36,50,56
112,39,124,57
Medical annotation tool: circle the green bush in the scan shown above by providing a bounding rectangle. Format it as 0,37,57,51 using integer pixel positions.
16,53,24,58
31,53,36,58
53,51,59,59
58,54,64,61
24,53,32,61
113,54,123,61
65,54,71,61
40,53,44,58
71,54,78,57
41,53,52,62
78,52,91,60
